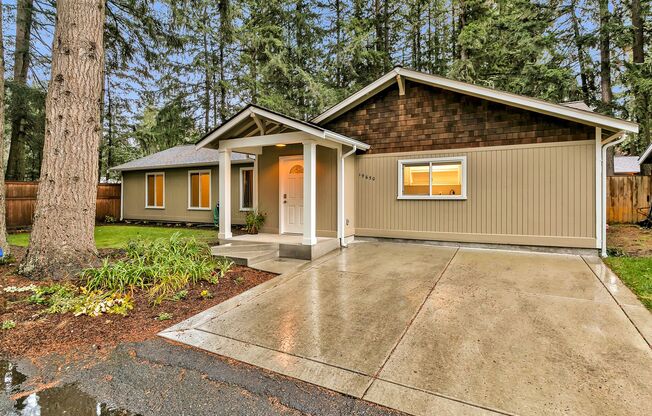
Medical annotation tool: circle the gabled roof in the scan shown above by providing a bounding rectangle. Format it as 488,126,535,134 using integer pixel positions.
639,142,652,165
196,104,370,150
614,156,640,174
110,145,251,172
312,67,639,134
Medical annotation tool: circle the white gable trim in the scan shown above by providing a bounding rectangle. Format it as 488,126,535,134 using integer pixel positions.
312,67,639,134
197,105,370,151
639,143,652,165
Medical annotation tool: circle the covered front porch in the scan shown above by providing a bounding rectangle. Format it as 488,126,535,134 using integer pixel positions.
196,104,369,253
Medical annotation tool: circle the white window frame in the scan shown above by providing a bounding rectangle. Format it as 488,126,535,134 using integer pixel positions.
145,172,165,209
397,156,467,200
187,169,212,211
239,166,254,211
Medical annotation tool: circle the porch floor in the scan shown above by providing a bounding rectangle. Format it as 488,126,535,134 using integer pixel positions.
215,233,341,265
224,233,335,245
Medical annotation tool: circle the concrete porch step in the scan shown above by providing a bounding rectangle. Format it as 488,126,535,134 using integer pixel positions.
249,257,309,274
211,242,279,267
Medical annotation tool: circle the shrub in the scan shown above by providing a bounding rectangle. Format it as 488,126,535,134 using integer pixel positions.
155,312,173,321
244,211,266,234
104,215,116,224
28,283,79,314
171,290,188,301
81,233,218,304
215,257,234,279
2,320,16,330
200,290,213,299
74,290,134,317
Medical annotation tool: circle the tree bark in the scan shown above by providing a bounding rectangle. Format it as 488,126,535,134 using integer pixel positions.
570,0,595,103
20,0,105,279
0,0,10,258
599,0,613,109
6,0,34,181
631,0,644,64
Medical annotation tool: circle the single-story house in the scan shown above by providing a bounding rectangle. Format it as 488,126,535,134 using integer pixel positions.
612,156,641,175
114,67,639,256
111,145,254,225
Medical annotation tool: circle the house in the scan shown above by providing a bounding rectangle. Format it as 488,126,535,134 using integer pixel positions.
115,67,639,257
612,156,641,175
111,145,254,225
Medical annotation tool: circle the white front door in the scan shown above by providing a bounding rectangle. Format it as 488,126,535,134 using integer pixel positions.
280,156,304,234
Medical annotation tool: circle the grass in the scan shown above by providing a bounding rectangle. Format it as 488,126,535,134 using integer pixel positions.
7,225,217,249
604,256,652,310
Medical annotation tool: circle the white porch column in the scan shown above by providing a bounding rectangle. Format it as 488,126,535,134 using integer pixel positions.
337,145,343,242
218,149,232,240
253,155,259,211
303,141,317,245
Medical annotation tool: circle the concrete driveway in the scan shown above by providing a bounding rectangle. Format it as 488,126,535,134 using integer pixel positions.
161,242,652,416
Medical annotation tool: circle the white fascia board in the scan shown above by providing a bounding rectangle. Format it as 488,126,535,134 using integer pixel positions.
400,69,639,134
218,131,310,150
110,159,253,172
324,131,370,150
313,67,639,134
639,143,652,165
196,107,253,149
312,69,400,123
251,107,325,138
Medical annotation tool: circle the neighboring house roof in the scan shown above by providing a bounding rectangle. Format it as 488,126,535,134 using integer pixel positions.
110,145,251,171
196,104,370,151
312,66,639,134
560,101,593,112
614,156,641,174
639,142,652,165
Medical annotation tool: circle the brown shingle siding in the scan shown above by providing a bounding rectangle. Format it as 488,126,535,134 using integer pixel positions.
324,81,594,154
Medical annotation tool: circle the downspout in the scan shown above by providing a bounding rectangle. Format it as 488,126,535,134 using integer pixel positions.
340,145,357,247
119,172,124,221
600,131,626,257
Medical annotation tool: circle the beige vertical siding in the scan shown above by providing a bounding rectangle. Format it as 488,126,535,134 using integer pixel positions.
123,164,251,224
257,144,337,237
355,140,597,248
344,154,356,237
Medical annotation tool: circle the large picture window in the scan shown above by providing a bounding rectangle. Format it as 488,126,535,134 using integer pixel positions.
189,170,211,209
146,172,165,208
398,156,467,200
240,167,254,211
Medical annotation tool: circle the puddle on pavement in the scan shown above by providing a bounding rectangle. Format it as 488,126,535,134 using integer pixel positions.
2,360,139,415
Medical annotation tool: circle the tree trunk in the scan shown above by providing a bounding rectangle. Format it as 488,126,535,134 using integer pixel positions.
599,0,613,109
631,0,644,64
20,0,105,279
570,0,594,103
6,0,34,181
0,0,9,258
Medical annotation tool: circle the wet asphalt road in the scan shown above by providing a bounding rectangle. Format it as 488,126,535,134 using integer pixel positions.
1,338,403,416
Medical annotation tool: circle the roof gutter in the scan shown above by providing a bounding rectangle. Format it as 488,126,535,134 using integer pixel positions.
600,131,627,257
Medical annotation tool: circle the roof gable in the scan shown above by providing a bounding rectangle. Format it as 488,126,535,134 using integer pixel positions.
313,67,638,134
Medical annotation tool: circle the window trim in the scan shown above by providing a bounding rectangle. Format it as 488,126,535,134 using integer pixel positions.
145,172,166,209
239,166,254,212
187,169,212,211
397,156,467,200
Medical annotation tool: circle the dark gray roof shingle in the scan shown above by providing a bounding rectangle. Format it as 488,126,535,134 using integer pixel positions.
110,145,250,171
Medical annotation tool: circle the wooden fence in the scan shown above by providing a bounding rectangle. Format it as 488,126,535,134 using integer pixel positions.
607,176,652,224
5,181,121,228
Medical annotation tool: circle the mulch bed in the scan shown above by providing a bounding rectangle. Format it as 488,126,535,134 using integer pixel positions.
0,246,276,358
607,224,652,257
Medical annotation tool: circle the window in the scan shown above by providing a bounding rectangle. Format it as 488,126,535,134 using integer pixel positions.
398,156,466,200
188,170,211,209
146,173,165,208
240,167,254,211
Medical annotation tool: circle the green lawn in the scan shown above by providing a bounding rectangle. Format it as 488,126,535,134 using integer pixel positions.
8,225,218,249
604,256,652,310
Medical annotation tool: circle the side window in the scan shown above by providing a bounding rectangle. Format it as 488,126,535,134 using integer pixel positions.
189,171,211,209
240,167,254,211
146,173,165,208
398,157,466,200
